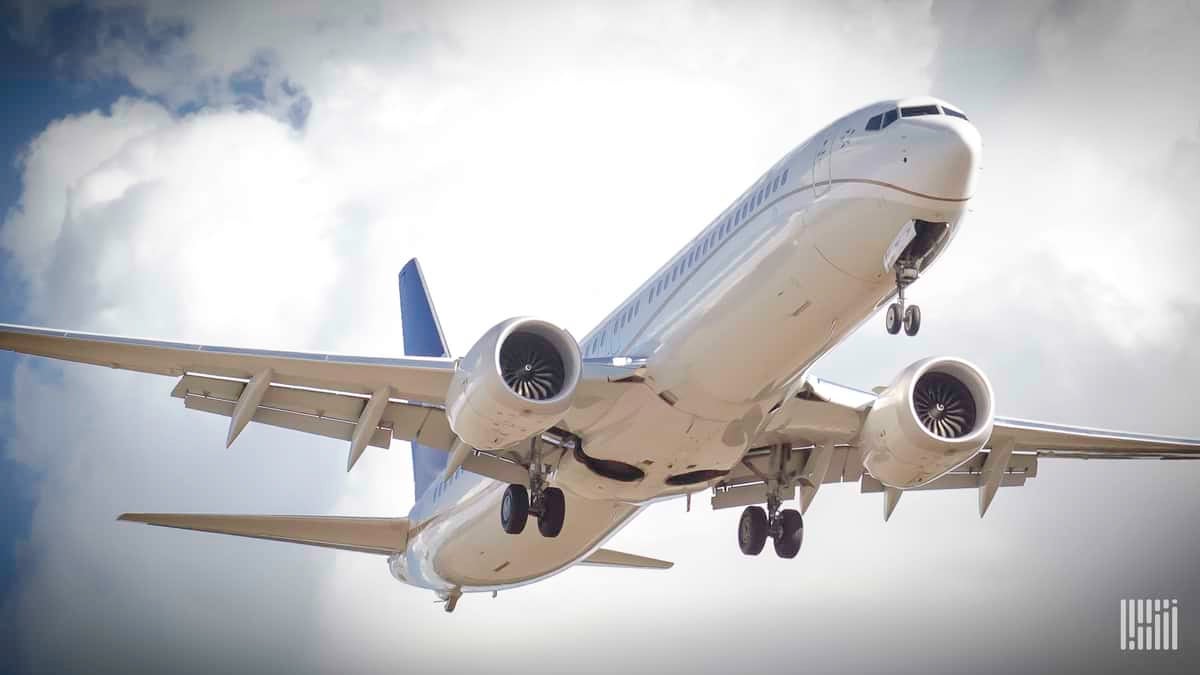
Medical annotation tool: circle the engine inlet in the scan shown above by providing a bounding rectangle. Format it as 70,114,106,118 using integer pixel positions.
499,331,567,400
913,372,976,438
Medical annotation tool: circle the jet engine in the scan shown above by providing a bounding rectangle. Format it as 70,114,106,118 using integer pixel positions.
858,357,994,488
445,317,582,450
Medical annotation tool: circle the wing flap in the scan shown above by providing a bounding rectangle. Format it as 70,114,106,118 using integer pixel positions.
174,373,456,452
0,323,455,402
579,548,673,570
118,513,410,555
183,395,395,449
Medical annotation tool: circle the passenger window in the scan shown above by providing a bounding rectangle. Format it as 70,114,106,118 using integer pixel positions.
781,168,789,183
881,109,898,128
866,114,882,131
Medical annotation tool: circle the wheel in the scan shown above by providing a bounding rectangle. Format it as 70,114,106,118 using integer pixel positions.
738,506,769,555
903,304,921,336
773,509,804,559
885,303,902,335
501,484,529,534
537,487,566,538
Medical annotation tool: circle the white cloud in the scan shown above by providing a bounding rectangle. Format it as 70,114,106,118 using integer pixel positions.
4,1,1200,672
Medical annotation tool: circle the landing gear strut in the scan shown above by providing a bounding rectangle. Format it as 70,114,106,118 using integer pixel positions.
501,437,566,538
439,589,462,613
886,261,921,336
736,445,804,558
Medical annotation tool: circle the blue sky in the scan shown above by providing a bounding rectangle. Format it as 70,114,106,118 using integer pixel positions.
0,3,136,622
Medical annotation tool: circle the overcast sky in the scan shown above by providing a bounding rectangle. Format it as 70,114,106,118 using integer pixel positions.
2,1,1199,673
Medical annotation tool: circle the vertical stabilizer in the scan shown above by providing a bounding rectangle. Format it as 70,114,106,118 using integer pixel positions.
399,259,450,500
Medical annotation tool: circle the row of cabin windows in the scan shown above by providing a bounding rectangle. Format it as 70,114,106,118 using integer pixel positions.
584,165,792,357
430,465,464,501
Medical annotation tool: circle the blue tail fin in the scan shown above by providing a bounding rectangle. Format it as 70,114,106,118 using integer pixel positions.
399,259,450,500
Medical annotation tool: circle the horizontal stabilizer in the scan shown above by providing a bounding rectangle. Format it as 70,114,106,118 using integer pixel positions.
118,513,409,555
579,548,673,570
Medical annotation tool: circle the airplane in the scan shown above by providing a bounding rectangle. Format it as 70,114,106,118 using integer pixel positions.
3,96,1199,613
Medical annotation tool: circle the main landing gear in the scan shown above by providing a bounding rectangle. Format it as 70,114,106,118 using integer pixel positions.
738,488,804,559
500,437,566,538
734,446,801,557
885,261,921,337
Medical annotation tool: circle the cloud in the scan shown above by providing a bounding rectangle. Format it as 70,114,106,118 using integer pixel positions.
3,1,1200,673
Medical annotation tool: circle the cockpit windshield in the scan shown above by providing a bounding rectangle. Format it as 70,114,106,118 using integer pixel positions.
900,104,940,117
865,104,969,131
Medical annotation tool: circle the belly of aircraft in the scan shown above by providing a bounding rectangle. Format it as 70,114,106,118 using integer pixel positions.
428,483,639,590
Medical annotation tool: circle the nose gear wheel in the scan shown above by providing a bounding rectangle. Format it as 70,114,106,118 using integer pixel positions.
885,260,921,336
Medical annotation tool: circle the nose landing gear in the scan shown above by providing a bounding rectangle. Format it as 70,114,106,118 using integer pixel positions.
886,263,921,336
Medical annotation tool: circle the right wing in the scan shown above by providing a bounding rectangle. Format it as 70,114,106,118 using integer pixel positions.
0,322,457,470
0,323,454,399
0,322,642,474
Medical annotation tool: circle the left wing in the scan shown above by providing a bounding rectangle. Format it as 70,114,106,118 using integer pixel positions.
988,417,1200,459
756,376,1200,458
727,376,1200,518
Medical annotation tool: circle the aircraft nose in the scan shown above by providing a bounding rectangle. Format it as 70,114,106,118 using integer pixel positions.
926,119,980,200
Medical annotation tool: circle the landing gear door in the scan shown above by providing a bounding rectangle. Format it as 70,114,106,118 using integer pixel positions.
883,220,918,273
812,136,831,198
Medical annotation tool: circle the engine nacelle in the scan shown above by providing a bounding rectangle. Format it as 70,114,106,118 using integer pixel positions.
859,356,994,488
446,317,582,450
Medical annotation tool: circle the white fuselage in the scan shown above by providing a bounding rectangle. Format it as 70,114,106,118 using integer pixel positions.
394,97,981,594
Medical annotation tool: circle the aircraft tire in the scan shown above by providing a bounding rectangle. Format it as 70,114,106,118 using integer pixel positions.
886,303,903,334
738,506,768,555
773,509,804,559
904,304,921,336
501,484,529,534
537,487,566,538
